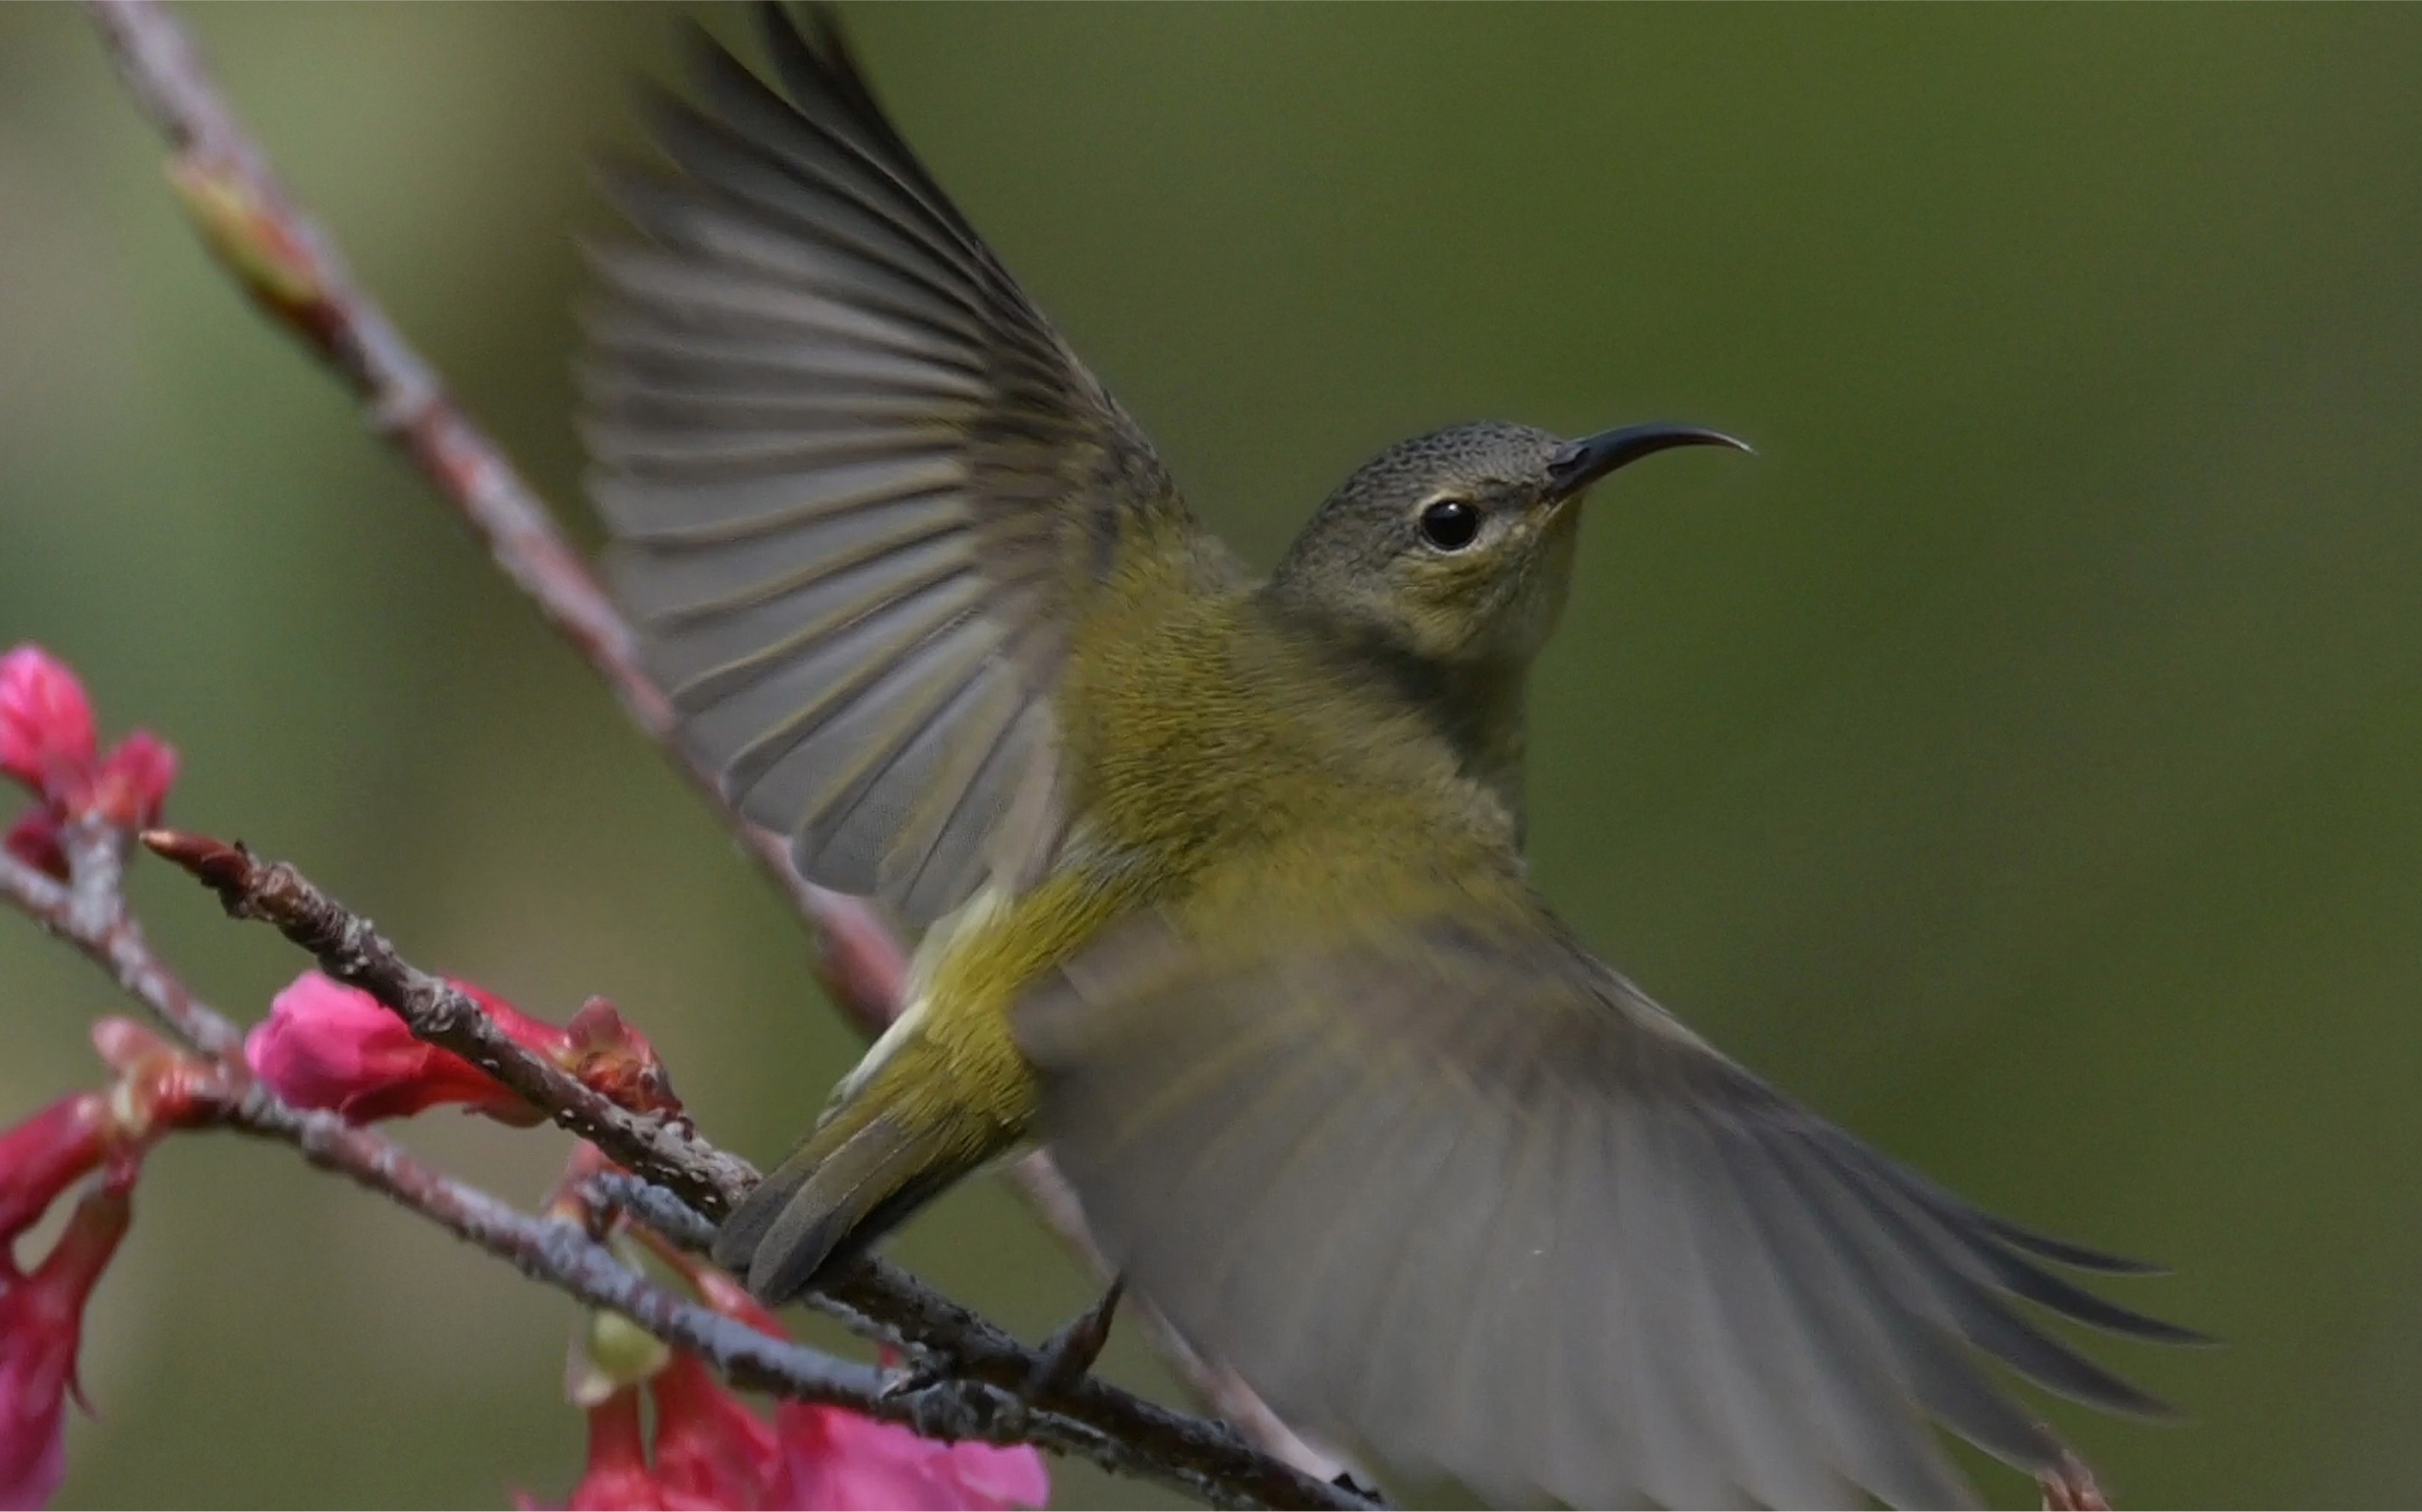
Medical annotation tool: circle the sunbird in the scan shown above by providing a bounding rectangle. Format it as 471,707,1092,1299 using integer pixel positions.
584,8,2198,1506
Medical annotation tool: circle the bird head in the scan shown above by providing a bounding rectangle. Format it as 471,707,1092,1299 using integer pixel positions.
1271,419,1749,669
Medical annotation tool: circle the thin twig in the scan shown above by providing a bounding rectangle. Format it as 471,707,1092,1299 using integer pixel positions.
77,0,883,985
6,845,1304,1504
77,0,1344,1483
142,828,758,1220
137,828,1372,1512
1,847,242,1059
7,834,1367,1510
210,1092,1258,1504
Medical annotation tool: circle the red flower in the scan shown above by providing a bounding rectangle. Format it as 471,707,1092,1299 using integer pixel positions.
690,1270,1049,1512
527,1262,1052,1511
87,733,176,832
0,812,62,881
525,1386,721,1512
245,973,555,1125
0,1175,132,1511
0,1097,114,1250
539,1346,1050,1512
0,648,177,855
651,1355,777,1509
245,974,684,1126
0,651,94,806
771,1402,1050,1512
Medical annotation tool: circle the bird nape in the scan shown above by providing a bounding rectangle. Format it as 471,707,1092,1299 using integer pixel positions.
579,5,2203,1506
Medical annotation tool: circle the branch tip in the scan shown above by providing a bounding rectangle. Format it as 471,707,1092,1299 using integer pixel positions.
139,825,251,896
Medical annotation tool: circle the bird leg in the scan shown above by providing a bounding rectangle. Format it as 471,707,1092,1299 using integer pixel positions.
1023,1276,1125,1397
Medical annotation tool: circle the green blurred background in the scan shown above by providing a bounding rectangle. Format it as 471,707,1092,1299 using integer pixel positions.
3,4,2420,1506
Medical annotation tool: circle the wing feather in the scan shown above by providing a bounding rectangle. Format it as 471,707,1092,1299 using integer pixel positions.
587,5,1192,922
1020,911,2189,1507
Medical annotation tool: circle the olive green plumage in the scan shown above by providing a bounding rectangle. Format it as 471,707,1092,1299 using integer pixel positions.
584,9,2200,1507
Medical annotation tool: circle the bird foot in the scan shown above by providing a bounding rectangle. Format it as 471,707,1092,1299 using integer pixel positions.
1022,1276,1125,1398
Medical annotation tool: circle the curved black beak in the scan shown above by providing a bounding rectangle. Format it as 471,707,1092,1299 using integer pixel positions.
1544,422,1753,499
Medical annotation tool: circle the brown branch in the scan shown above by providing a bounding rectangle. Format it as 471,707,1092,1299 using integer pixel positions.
2,840,242,1059
6,831,1367,1511
79,0,881,981
137,828,1371,1512
5,842,1297,1504
142,828,758,1219
215,1091,1269,1506
78,0,1347,1485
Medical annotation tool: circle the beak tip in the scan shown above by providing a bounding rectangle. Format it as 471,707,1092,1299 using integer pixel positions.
1549,421,1755,494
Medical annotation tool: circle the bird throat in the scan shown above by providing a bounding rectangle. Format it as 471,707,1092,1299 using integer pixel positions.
1264,594,1536,846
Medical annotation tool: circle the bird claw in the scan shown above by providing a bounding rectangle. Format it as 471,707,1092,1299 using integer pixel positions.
1022,1276,1125,1398
880,1355,945,1401
1330,1468,1385,1501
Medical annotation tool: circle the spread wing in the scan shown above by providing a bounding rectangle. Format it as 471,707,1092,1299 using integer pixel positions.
1017,910,2200,1509
584,5,1190,923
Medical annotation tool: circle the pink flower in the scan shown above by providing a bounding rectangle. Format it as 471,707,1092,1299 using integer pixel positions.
0,1097,114,1250
245,973,555,1126
0,1175,132,1510
689,1271,1049,1512
244,974,686,1126
0,651,94,806
87,733,176,831
0,812,62,881
772,1403,1049,1511
650,1355,777,1508
0,649,177,860
526,1387,722,1512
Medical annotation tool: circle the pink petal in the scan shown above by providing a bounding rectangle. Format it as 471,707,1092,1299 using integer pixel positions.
775,1403,1046,1512
0,1095,110,1244
88,733,176,828
941,1441,1050,1510
0,650,94,802
650,1356,778,1508
0,1181,132,1511
245,973,539,1125
1,811,64,881
0,1386,67,1512
245,974,421,1112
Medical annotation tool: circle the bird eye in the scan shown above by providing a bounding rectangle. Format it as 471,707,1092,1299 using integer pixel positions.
1418,499,1481,552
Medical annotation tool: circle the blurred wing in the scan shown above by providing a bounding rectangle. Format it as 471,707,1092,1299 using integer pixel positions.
585,5,1191,923
1018,912,2198,1509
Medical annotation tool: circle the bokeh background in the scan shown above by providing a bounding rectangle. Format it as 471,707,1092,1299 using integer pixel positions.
3,4,2420,1507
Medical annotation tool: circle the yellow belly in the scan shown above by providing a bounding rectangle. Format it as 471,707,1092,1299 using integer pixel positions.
829,853,1150,1164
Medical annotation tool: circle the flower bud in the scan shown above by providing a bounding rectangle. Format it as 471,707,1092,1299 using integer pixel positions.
560,1000,680,1120
245,972,552,1126
87,733,176,831
0,650,95,807
567,1310,672,1411
1,812,63,881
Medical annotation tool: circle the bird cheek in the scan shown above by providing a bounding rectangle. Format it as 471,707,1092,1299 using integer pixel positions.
1389,569,1478,661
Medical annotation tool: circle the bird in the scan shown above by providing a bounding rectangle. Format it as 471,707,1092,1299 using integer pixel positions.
581,8,2199,1506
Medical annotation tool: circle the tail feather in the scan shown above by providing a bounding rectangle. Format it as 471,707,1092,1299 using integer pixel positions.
715,1111,980,1300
